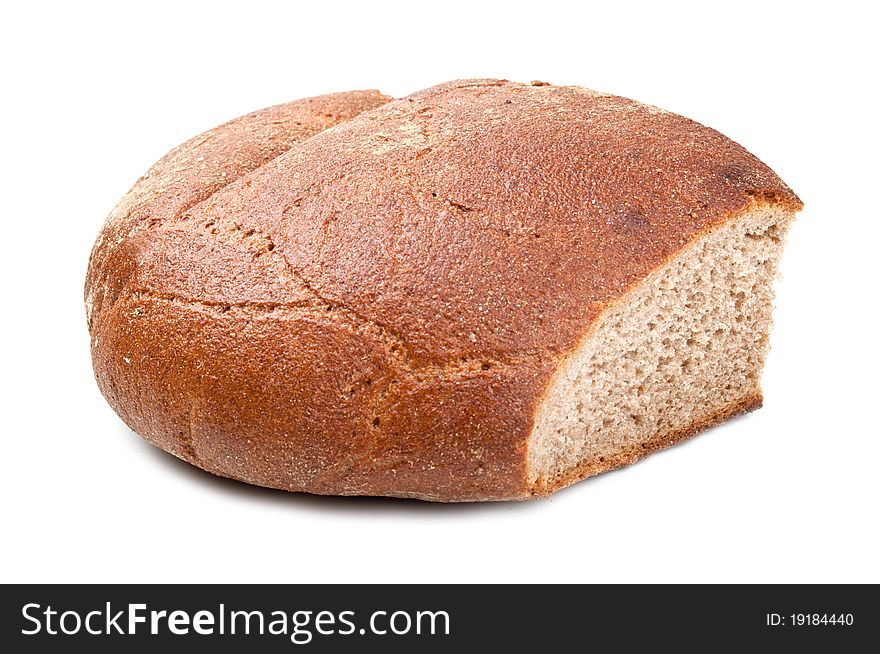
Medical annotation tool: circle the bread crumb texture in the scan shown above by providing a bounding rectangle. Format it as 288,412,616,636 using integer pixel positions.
86,79,801,501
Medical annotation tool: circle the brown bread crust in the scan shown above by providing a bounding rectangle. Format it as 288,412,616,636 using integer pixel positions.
87,80,801,501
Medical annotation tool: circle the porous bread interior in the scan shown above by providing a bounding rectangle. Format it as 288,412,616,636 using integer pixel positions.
528,204,795,489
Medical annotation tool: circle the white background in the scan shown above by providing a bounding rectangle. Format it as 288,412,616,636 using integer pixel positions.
2,1,877,583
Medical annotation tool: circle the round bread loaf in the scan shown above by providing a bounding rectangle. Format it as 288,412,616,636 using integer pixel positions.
86,79,801,501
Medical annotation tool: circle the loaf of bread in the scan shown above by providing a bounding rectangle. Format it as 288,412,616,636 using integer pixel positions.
85,79,801,501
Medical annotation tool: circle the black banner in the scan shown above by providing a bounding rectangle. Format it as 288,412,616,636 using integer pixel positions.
1,584,875,651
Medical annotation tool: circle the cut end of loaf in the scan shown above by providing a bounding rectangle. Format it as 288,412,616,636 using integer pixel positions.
527,203,796,495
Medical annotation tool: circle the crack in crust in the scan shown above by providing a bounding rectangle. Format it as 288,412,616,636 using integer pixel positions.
181,403,199,465
128,289,546,378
